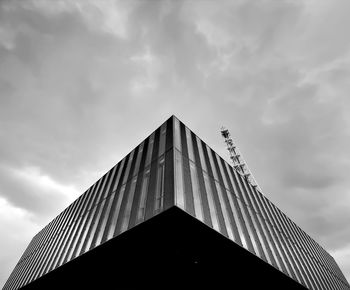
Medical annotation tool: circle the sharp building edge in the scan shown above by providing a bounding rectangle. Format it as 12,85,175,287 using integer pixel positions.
3,115,349,290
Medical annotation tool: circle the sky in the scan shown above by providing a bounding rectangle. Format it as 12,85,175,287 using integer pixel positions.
1,0,350,287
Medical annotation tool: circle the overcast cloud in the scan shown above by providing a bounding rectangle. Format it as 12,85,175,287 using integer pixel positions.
1,0,350,286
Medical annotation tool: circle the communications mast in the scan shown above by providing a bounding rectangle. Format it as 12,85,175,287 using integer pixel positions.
220,127,261,192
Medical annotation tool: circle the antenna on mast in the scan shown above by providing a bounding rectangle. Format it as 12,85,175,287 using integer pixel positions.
220,126,261,192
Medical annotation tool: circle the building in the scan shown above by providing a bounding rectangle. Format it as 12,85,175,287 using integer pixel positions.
3,115,349,289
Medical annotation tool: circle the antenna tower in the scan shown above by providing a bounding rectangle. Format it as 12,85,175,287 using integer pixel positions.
220,127,261,192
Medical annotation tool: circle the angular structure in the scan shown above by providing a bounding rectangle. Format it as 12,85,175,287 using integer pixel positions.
4,116,349,290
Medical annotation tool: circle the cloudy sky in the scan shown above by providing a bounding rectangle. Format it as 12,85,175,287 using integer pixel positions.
1,0,350,286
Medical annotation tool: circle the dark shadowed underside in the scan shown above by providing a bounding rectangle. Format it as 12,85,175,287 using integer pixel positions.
22,207,306,289
5,116,348,290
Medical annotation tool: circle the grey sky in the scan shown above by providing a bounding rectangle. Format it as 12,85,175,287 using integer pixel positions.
1,0,350,286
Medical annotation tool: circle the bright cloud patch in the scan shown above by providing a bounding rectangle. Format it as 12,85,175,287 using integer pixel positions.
0,198,39,286
11,166,80,201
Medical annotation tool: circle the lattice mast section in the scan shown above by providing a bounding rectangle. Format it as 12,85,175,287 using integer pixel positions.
220,127,262,192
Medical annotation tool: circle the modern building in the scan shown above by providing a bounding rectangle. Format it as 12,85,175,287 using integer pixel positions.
3,115,349,289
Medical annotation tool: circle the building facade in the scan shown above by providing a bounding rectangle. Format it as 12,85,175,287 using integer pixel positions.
3,115,349,290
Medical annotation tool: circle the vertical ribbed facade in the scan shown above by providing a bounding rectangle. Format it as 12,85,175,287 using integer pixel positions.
3,117,174,290
173,116,349,290
4,115,349,290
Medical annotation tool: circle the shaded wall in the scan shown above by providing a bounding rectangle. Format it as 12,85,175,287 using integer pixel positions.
4,115,349,290
4,117,174,290
173,116,349,290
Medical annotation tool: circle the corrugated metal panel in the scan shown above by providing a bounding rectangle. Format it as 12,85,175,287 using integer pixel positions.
4,115,349,290
173,116,349,290
4,117,175,290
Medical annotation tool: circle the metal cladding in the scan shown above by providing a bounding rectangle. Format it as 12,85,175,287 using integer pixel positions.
4,116,349,290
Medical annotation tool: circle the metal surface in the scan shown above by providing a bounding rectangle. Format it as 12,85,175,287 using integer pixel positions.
4,115,349,290
174,116,349,290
